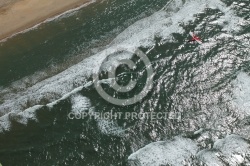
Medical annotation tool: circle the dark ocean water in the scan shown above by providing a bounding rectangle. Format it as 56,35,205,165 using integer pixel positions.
0,0,250,165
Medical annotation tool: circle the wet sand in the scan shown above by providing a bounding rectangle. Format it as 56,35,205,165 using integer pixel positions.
0,0,93,41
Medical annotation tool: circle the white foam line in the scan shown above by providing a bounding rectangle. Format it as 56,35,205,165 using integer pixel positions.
0,105,43,132
47,85,85,108
0,84,87,132
0,0,96,43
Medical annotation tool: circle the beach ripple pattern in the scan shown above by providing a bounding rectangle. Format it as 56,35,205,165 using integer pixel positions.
93,48,154,106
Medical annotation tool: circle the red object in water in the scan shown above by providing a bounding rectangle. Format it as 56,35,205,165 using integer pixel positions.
189,32,202,44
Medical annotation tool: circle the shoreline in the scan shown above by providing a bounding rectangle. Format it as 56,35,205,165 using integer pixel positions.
0,0,95,41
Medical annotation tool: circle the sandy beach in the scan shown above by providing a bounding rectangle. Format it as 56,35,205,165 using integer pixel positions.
0,0,93,41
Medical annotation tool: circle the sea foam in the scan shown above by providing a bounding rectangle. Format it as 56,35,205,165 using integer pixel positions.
0,0,248,135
